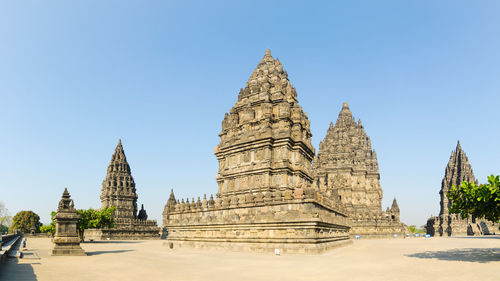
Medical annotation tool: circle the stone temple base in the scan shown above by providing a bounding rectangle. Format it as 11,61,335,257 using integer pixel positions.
164,237,352,254
164,199,351,254
84,218,160,240
426,214,498,237
51,237,85,256
350,222,408,238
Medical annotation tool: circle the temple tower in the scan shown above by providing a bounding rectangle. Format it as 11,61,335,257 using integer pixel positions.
100,139,138,219
163,50,350,253
312,102,382,216
86,139,159,240
215,49,315,197
312,102,406,236
426,141,496,236
439,141,476,216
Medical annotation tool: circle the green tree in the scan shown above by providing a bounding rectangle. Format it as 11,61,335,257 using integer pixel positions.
10,210,42,233
39,211,57,235
408,225,425,234
39,207,115,241
448,174,500,223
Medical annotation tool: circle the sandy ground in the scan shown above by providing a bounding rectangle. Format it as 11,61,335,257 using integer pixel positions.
0,236,499,281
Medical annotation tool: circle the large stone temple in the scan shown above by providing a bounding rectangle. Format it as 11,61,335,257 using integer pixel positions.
163,50,351,254
312,103,406,236
85,140,159,240
426,141,496,236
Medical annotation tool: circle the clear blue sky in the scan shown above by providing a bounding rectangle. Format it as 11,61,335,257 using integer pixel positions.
1,1,499,227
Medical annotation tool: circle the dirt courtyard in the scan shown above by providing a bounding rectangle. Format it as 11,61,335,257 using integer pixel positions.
0,236,499,281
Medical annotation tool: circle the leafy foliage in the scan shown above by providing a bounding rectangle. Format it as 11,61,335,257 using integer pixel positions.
408,225,425,234
10,210,42,233
39,211,57,235
448,174,500,223
39,208,116,241
76,207,116,241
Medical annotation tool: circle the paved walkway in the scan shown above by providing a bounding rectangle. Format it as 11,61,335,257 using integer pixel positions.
0,236,499,281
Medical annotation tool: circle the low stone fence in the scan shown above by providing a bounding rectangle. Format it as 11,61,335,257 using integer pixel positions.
0,234,22,264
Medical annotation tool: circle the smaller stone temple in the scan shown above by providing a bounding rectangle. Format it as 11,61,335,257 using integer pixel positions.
51,188,85,256
312,103,407,236
85,140,159,240
426,141,496,236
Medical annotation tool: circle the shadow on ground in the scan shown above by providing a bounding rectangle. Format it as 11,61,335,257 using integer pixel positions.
406,248,500,263
86,250,135,256
450,236,500,240
0,258,39,281
85,241,141,244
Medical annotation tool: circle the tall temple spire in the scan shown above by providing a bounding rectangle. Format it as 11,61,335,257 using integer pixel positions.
439,140,476,215
313,102,383,217
100,139,138,219
215,49,314,196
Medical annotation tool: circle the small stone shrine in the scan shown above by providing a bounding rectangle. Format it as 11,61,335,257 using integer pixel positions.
85,140,159,240
426,141,496,236
312,103,407,236
51,188,85,256
163,50,350,254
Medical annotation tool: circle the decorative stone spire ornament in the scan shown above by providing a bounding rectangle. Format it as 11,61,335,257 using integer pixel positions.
137,204,148,221
51,188,85,256
100,139,138,219
439,140,477,215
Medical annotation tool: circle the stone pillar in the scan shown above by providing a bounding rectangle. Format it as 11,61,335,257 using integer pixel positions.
51,188,85,256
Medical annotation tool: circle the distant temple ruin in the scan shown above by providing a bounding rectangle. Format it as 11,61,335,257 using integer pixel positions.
312,103,406,236
426,141,496,236
163,50,351,254
85,140,159,240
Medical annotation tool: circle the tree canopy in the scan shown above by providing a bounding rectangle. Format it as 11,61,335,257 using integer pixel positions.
40,207,116,241
76,207,116,240
39,211,56,235
10,210,42,233
448,174,500,223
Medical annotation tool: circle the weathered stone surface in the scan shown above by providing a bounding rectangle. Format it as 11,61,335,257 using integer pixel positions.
163,50,350,254
426,141,497,236
312,103,406,236
51,188,85,256
215,49,315,197
90,140,159,240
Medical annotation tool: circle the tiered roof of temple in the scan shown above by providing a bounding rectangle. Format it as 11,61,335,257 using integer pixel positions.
439,141,477,216
100,139,139,219
86,140,159,240
312,103,405,235
215,49,315,197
